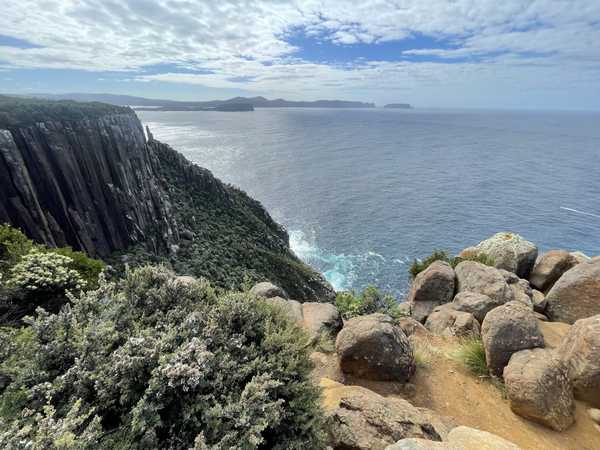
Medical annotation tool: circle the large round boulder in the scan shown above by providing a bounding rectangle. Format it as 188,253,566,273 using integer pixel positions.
455,261,514,305
481,302,545,377
264,296,304,323
557,315,600,406
474,232,538,278
336,314,415,381
424,304,481,338
250,281,289,299
301,302,343,340
321,379,448,450
503,348,575,431
545,259,600,324
387,427,523,450
452,291,503,323
529,250,578,293
406,261,455,323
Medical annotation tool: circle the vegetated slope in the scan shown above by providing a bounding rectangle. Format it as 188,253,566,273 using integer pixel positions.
0,96,333,301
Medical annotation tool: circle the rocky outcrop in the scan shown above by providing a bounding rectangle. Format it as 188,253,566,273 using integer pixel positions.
455,261,514,305
302,302,343,339
250,281,289,299
503,348,575,431
557,315,600,406
529,250,578,293
473,233,538,278
545,259,600,324
452,291,503,323
321,379,448,450
0,113,178,257
481,302,545,376
387,426,522,450
424,304,481,338
336,314,415,381
407,261,455,323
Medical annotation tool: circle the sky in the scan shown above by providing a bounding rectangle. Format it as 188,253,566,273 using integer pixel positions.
1,0,600,109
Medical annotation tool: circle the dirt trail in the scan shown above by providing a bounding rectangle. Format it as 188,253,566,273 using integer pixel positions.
319,334,600,450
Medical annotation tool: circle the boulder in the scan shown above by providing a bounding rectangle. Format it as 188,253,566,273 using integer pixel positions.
530,250,578,293
321,378,448,450
538,320,571,349
302,302,343,339
249,281,289,299
397,317,430,339
424,304,481,338
407,261,455,323
557,315,600,406
503,348,575,431
446,426,522,450
588,408,600,424
455,261,514,305
265,296,304,323
531,290,546,314
481,302,545,376
452,291,503,323
474,232,538,278
387,427,523,450
336,314,415,381
545,259,600,324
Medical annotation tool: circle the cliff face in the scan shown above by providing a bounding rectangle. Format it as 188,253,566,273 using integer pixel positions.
0,97,334,301
0,113,178,257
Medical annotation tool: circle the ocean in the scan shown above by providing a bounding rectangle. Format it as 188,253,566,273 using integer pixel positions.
137,108,600,298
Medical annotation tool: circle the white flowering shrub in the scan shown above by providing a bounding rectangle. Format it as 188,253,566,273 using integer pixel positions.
0,266,325,449
8,250,85,294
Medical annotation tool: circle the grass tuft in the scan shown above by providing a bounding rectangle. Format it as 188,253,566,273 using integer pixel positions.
453,338,488,377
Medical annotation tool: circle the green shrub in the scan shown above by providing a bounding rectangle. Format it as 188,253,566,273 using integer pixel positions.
0,224,33,277
335,285,406,320
410,250,495,279
47,247,105,290
453,338,488,377
0,266,326,449
7,250,85,294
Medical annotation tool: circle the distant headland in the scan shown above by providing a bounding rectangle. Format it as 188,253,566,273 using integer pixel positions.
29,93,376,111
384,103,413,109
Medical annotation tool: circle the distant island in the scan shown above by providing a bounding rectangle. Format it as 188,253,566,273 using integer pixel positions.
384,103,412,109
30,93,375,110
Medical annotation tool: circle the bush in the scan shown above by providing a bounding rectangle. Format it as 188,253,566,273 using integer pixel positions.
335,285,406,320
453,338,488,376
0,266,326,449
47,247,105,290
0,224,33,277
7,250,85,294
409,250,495,279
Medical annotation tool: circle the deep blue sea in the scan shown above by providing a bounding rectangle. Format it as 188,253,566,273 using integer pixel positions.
138,108,600,298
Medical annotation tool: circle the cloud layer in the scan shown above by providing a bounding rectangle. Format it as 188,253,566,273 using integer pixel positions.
2,0,600,107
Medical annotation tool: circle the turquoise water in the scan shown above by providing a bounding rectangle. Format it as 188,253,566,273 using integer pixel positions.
138,108,600,298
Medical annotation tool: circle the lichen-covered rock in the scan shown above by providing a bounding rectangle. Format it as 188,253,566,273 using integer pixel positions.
407,261,455,323
425,304,481,338
481,302,545,376
455,261,514,305
336,314,415,381
503,348,575,431
530,250,578,293
531,289,547,314
474,232,538,278
321,379,448,450
397,317,430,339
545,259,600,324
250,281,289,299
452,291,503,323
302,302,343,339
571,251,591,264
538,321,571,350
385,439,447,449
557,315,600,406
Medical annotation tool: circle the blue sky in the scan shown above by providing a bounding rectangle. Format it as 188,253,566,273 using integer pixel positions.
1,1,600,109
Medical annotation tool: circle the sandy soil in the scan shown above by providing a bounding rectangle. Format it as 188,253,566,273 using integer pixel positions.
316,330,600,450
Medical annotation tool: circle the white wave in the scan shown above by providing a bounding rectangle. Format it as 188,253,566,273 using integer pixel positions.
560,206,600,219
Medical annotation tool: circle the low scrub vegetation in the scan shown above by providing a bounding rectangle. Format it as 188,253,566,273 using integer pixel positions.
335,285,406,320
0,266,326,449
409,250,495,279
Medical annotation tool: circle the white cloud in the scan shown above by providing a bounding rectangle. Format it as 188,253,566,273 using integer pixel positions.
1,0,599,107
